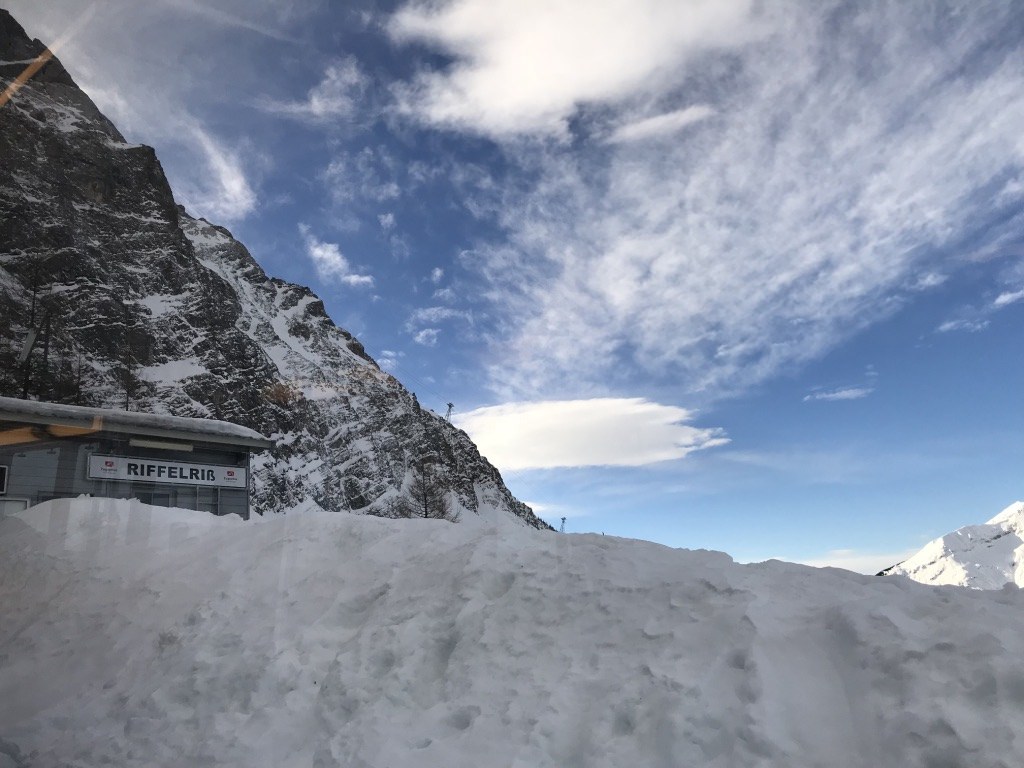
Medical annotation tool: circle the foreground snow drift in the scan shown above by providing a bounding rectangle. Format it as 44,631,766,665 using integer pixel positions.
884,501,1024,589
2,500,1023,768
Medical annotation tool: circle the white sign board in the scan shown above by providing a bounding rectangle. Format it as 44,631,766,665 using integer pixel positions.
88,455,247,488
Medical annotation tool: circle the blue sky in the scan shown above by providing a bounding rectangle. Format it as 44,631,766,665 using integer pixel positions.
9,0,1024,572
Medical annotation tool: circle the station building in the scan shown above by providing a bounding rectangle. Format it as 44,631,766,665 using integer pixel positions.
0,396,273,519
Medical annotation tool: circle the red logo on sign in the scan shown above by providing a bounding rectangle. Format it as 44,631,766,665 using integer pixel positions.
104,460,115,468
226,470,235,477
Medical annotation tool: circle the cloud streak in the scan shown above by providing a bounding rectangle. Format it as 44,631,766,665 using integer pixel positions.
993,288,1024,308
803,387,874,403
155,0,302,43
186,125,257,221
607,105,716,144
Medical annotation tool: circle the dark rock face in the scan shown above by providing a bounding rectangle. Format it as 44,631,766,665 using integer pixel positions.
0,9,549,529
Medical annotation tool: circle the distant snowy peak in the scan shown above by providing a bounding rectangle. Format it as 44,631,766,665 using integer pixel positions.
883,501,1024,589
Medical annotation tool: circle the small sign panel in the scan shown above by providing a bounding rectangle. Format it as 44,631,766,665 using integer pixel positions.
88,456,246,488
0,465,7,495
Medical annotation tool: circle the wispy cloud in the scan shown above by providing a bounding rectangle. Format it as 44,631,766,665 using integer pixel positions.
938,265,1024,331
413,328,440,346
322,149,402,205
993,288,1024,308
185,124,258,221
392,2,1024,399
298,224,374,286
803,386,874,403
910,273,948,291
432,287,456,303
405,305,472,346
155,0,302,43
407,306,472,326
607,105,716,144
455,398,728,471
257,59,366,122
937,317,989,334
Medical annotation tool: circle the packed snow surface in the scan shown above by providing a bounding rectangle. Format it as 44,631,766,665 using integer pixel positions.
3,500,1024,768
886,501,1024,589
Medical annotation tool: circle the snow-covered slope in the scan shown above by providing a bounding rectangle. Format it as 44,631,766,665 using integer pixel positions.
882,501,1024,589
3,499,1024,768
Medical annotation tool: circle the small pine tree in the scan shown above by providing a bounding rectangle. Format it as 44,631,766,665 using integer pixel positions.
405,459,458,522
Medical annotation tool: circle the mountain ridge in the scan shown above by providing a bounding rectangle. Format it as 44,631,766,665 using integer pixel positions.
0,8,549,529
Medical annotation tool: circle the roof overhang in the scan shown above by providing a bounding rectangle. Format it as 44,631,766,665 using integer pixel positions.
0,397,274,451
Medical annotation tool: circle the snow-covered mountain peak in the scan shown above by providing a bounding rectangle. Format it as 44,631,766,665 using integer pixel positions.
985,500,1024,527
883,501,1024,589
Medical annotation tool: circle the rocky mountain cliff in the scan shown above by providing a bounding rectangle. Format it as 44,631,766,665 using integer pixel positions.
0,9,548,529
880,501,1024,589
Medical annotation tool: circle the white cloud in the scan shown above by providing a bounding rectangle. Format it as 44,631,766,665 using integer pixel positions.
298,224,374,287
430,266,444,283
993,288,1024,308
795,548,919,576
937,318,989,334
413,328,440,346
378,212,396,230
258,59,366,122
607,105,716,144
389,0,757,137
803,387,874,403
454,398,728,471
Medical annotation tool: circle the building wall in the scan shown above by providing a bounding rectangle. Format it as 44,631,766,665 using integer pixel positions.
0,428,253,519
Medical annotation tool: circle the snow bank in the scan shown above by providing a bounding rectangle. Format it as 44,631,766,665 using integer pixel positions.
887,501,1024,589
2,499,1024,767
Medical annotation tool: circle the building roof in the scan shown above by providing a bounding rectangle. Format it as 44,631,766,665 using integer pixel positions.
0,397,273,450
